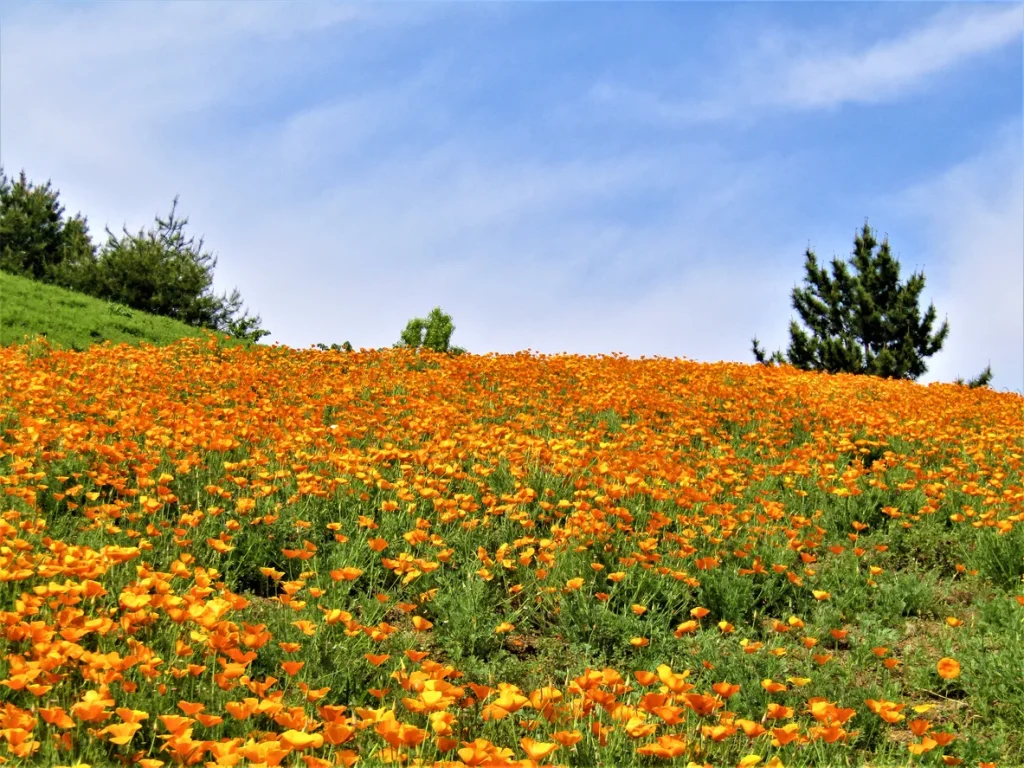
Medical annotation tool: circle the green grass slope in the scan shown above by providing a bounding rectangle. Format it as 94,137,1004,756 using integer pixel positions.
0,270,211,349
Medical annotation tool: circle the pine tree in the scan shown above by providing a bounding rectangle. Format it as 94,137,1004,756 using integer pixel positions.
954,364,993,389
92,196,269,342
0,168,97,286
752,220,952,380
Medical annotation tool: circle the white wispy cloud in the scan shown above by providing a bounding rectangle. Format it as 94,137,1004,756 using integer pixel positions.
590,4,1024,123
774,4,1024,110
204,138,802,358
0,1,420,227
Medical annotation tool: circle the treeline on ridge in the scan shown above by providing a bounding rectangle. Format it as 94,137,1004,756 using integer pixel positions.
0,168,268,342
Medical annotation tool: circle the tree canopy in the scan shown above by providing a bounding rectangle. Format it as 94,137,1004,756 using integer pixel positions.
91,197,267,341
0,169,96,289
752,220,953,381
397,307,465,354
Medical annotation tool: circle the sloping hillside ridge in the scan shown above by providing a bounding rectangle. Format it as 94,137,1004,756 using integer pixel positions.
0,270,214,349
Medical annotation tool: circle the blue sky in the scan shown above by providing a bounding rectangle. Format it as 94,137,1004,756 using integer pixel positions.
2,1,1022,391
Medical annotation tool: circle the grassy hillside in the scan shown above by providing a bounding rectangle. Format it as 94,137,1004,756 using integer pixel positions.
0,269,211,349
1,340,1022,767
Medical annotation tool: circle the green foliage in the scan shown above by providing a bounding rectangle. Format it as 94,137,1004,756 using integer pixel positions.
0,168,97,287
753,220,952,381
397,306,465,354
91,196,268,342
954,364,994,389
0,168,268,343
315,341,353,352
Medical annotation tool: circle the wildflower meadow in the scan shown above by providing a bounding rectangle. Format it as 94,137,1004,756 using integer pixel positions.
0,336,1021,768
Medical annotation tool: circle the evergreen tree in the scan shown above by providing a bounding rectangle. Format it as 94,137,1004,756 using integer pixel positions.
752,220,951,380
954,364,994,389
92,196,269,342
0,168,97,286
397,307,464,354
53,216,100,292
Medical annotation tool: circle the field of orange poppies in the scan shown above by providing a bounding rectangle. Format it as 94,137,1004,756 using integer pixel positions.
1,336,1021,768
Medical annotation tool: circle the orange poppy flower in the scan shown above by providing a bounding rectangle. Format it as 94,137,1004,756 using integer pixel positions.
279,730,325,750
330,567,363,582
100,722,142,745
551,730,583,747
712,681,741,699
520,737,559,761
937,658,961,680
634,670,658,686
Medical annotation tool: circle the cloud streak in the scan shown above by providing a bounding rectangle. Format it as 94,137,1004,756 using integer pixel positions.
590,4,1023,124
775,5,1024,110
